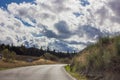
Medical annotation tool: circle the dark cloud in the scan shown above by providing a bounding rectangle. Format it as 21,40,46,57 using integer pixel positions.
40,13,51,19
76,25,102,39
96,7,108,24
38,21,73,39
44,29,57,38
40,13,56,20
18,8,28,16
39,4,52,11
54,20,72,39
108,0,120,23
44,22,102,40
59,40,87,46
109,0,120,17
110,16,120,23
55,21,70,34
36,24,58,38
39,0,70,13
0,22,5,26
66,41,87,45
107,0,120,23
95,0,120,24
52,0,70,12
96,0,120,24
53,0,64,4
15,4,37,18
49,40,77,52
44,28,71,39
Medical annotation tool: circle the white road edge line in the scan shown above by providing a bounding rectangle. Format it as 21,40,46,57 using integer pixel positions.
63,66,76,80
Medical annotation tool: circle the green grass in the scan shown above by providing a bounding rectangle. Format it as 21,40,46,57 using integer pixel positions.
0,68,10,70
65,65,87,80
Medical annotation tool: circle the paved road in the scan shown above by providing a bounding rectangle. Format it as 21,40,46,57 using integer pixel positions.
0,64,75,80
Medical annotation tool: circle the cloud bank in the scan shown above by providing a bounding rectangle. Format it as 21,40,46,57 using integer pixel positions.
0,0,120,52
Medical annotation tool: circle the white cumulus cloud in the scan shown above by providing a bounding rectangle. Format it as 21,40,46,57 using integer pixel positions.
0,0,120,52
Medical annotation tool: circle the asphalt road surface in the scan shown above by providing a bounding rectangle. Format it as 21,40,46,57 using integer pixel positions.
0,64,76,80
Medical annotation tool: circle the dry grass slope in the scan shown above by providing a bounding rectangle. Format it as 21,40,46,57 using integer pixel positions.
70,36,120,80
0,55,57,70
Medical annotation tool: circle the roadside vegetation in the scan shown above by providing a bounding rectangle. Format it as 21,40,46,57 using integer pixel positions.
65,65,87,80
69,35,120,80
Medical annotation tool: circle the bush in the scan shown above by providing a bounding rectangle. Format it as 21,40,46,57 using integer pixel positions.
59,58,71,63
43,53,59,61
115,42,120,56
70,60,85,73
1,49,16,62
99,37,110,45
65,65,71,72
86,52,104,72
102,51,112,68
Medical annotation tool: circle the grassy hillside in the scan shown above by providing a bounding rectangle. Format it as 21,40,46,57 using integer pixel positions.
70,36,120,80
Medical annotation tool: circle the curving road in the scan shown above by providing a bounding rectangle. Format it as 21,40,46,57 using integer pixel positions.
0,64,76,80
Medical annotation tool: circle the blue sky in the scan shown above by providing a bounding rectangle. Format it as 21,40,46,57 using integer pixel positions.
80,0,90,6
0,0,35,9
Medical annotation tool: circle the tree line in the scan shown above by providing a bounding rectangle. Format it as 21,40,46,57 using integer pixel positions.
0,44,77,59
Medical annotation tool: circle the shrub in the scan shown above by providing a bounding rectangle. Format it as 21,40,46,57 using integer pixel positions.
1,49,16,62
60,58,71,63
102,51,112,68
99,37,110,45
86,52,105,72
43,53,59,61
115,42,120,56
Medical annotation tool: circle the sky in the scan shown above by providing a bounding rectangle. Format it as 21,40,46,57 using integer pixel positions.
0,0,120,52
